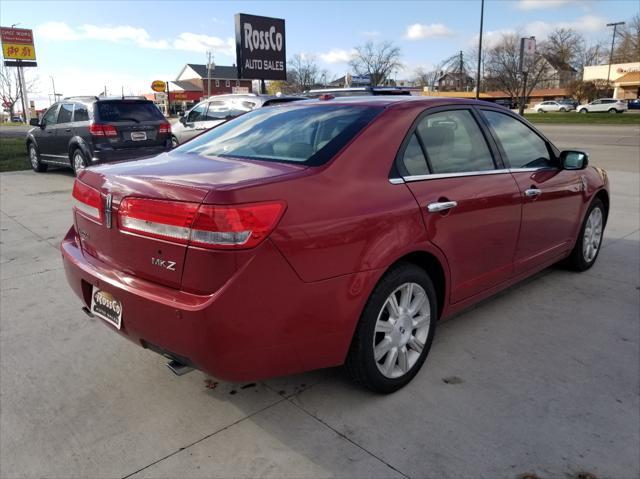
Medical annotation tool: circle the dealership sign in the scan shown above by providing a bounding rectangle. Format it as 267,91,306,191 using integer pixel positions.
1,27,36,61
234,13,286,80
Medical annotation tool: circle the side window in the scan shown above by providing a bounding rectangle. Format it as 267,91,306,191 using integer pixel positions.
57,103,74,124
401,133,429,176
187,102,208,122
482,110,552,169
416,110,495,174
204,100,229,120
73,104,89,122
591,100,601,105
42,105,59,126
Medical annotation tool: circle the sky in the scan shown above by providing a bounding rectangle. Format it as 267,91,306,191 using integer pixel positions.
1,0,638,108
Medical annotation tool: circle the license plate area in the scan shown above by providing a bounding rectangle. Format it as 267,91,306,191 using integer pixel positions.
130,131,147,141
91,287,123,329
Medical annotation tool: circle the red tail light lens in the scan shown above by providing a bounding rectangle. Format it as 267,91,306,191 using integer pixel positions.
89,123,118,137
117,198,285,249
72,181,103,223
118,198,198,244
158,123,171,134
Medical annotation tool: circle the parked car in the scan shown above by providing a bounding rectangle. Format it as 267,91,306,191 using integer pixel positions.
558,99,579,109
26,96,172,175
577,98,628,114
62,97,609,393
532,100,574,112
10,115,23,123
492,99,515,109
626,99,640,110
171,93,305,145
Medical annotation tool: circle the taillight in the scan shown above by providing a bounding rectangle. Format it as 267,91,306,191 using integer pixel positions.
158,123,171,134
117,198,285,249
72,181,103,223
89,123,118,137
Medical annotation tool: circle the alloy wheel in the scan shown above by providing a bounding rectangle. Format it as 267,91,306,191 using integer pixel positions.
73,152,85,173
373,282,431,379
583,207,603,263
29,146,38,169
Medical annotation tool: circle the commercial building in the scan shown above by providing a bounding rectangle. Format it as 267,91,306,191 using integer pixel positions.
147,63,254,114
583,62,640,99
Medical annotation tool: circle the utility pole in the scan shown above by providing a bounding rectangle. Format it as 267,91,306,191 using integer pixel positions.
459,50,463,90
50,76,57,102
475,0,484,100
606,21,625,87
206,51,214,98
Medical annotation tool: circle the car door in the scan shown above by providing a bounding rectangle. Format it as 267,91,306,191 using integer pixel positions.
479,108,585,274
199,100,233,130
589,99,603,112
398,107,522,303
36,104,60,158
52,103,74,156
549,102,560,112
179,101,209,142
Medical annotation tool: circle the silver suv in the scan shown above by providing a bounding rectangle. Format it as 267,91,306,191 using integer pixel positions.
171,94,305,145
577,98,628,114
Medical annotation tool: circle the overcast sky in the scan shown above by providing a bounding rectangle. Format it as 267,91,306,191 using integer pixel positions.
1,0,638,107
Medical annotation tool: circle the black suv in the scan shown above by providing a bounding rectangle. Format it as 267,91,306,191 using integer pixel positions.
26,96,172,175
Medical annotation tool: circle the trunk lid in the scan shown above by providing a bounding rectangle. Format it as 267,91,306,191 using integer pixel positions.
75,152,306,290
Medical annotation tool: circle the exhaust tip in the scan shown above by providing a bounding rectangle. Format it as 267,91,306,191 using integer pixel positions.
166,359,194,376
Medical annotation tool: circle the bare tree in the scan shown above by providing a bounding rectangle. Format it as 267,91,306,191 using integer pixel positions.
412,67,439,90
287,53,321,92
613,14,640,63
577,40,608,72
542,28,584,66
484,33,549,103
349,41,402,86
0,65,38,119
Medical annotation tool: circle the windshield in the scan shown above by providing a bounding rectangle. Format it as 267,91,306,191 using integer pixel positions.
97,101,165,122
174,104,383,165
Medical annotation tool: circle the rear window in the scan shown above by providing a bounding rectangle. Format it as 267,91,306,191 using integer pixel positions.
96,101,165,122
175,104,383,166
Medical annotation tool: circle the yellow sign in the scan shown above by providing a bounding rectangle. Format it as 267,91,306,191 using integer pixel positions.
2,43,35,60
151,80,167,92
1,27,36,61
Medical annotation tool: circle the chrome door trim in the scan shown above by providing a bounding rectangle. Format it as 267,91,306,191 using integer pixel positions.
401,168,510,182
427,201,458,213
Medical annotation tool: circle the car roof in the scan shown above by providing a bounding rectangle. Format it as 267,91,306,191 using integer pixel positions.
296,95,500,109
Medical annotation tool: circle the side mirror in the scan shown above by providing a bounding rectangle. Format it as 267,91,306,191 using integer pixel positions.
560,150,589,170
178,111,185,117
29,118,41,127
179,115,187,125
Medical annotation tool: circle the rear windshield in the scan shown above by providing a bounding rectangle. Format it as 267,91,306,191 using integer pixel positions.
96,101,165,122
174,104,383,166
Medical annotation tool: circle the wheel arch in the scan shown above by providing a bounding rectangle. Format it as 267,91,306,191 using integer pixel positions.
387,251,447,320
67,137,91,162
594,188,610,225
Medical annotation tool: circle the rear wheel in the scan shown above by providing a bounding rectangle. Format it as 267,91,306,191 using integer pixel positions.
28,143,47,172
71,148,87,176
171,136,179,147
559,107,566,112
345,263,437,393
608,108,618,114
565,198,605,271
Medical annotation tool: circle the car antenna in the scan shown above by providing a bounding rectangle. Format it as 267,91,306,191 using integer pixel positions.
121,85,124,99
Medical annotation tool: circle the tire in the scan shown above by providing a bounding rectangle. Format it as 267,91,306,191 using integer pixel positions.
537,109,544,113
345,262,438,393
171,136,179,147
579,109,588,114
28,143,47,172
565,198,606,272
608,108,618,114
71,148,87,176
559,107,566,112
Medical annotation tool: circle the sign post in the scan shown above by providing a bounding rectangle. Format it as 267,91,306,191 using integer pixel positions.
518,36,535,116
234,13,287,93
1,27,37,122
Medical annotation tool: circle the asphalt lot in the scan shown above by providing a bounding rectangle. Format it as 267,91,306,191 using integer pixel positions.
1,124,638,479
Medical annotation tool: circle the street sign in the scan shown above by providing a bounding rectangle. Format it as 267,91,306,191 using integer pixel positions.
151,80,166,92
519,37,536,73
234,13,286,81
1,27,36,61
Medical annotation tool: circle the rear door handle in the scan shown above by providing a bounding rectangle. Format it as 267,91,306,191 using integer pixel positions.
524,188,542,198
427,201,458,213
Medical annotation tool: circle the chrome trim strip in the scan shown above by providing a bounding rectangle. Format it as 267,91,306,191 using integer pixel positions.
403,169,510,182
41,154,68,158
388,178,405,184
104,194,113,229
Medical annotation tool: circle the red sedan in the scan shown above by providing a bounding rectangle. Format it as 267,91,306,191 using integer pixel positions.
62,97,609,393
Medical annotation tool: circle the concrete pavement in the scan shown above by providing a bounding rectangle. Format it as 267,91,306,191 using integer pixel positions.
1,124,638,479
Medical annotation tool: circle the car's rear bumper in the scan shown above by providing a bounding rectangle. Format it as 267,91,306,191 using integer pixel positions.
61,226,376,381
91,144,171,164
